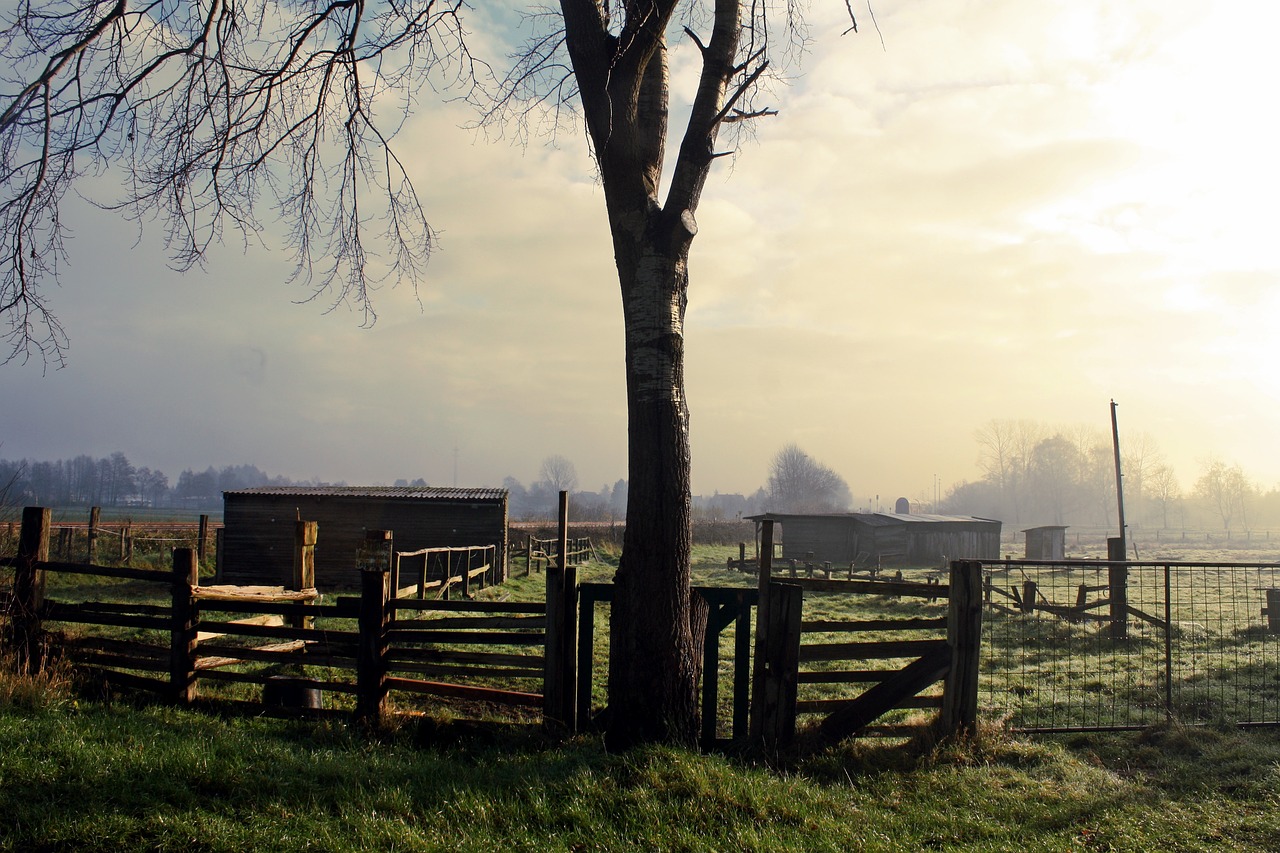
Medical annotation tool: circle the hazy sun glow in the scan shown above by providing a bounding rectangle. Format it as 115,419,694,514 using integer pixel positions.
3,0,1279,500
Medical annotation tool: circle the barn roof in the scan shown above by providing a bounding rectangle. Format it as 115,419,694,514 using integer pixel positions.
745,512,1000,526
224,485,507,502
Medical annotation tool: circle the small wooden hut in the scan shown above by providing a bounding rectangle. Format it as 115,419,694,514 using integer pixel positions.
221,486,508,588
1023,525,1067,561
745,512,1001,567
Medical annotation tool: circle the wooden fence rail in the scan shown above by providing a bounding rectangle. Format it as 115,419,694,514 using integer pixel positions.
3,505,983,749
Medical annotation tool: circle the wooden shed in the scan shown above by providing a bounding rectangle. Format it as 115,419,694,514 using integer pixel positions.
1023,525,1067,561
220,486,508,588
745,512,1002,568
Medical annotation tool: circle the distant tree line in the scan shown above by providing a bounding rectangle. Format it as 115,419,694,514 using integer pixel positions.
943,419,1280,531
0,454,331,510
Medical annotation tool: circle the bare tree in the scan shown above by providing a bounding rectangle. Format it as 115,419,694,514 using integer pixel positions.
1148,463,1180,530
1194,458,1254,531
766,443,851,513
538,454,578,495
0,0,859,747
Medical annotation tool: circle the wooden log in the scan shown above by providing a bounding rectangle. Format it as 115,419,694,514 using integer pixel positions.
170,548,199,704
291,520,318,630
193,585,320,602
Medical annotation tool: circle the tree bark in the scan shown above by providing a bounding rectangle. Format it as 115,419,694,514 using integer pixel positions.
559,0,742,749
606,240,699,749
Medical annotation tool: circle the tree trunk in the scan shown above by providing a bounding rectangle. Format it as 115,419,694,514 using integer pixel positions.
605,239,700,750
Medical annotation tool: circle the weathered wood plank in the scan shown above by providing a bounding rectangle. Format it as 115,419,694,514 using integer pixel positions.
384,676,542,707
193,585,320,603
785,577,950,598
799,638,948,662
800,617,948,633
815,646,953,744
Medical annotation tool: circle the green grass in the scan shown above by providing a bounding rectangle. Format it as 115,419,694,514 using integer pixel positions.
6,544,1280,849
3,674,1280,852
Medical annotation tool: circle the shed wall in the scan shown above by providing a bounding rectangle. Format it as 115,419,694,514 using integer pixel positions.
222,494,508,588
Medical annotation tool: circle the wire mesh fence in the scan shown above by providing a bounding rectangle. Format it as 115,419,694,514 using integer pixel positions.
980,560,1280,731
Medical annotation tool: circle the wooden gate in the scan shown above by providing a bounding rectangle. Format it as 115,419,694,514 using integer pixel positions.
751,522,981,748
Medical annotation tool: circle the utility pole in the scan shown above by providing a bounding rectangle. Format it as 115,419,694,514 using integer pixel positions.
1110,399,1127,557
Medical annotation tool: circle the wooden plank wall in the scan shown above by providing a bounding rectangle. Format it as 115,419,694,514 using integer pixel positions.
222,495,508,588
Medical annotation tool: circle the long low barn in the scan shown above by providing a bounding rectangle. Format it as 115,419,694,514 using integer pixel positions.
220,486,508,588
745,512,1002,567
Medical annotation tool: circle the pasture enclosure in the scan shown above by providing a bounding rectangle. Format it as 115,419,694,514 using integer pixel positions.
981,558,1280,731
0,508,543,723
3,506,985,747
12,503,1278,745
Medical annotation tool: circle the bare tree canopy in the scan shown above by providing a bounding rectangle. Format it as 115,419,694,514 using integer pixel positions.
0,0,483,364
0,0,861,747
538,453,578,495
766,443,851,513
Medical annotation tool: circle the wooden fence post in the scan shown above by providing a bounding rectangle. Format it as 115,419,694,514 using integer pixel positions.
291,521,318,630
356,530,392,727
7,507,50,674
544,492,575,730
749,519,775,741
213,528,225,582
758,581,803,749
1107,536,1129,640
939,559,983,738
197,514,210,565
170,547,199,705
87,506,100,564
1020,580,1037,614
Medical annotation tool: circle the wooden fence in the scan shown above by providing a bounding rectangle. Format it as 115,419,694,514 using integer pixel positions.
515,534,595,576
0,507,549,724
2,505,982,747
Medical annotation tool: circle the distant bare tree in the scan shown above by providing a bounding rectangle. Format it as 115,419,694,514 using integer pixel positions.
1148,463,1181,529
1194,458,1254,531
975,419,1047,524
766,444,851,513
538,454,578,496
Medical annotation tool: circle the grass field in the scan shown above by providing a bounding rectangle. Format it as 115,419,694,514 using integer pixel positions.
5,542,1280,849
3,662,1280,851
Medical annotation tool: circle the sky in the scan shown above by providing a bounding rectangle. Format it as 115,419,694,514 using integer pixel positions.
3,0,1279,505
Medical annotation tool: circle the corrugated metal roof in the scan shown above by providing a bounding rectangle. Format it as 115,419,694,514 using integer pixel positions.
745,512,999,525
223,485,507,501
